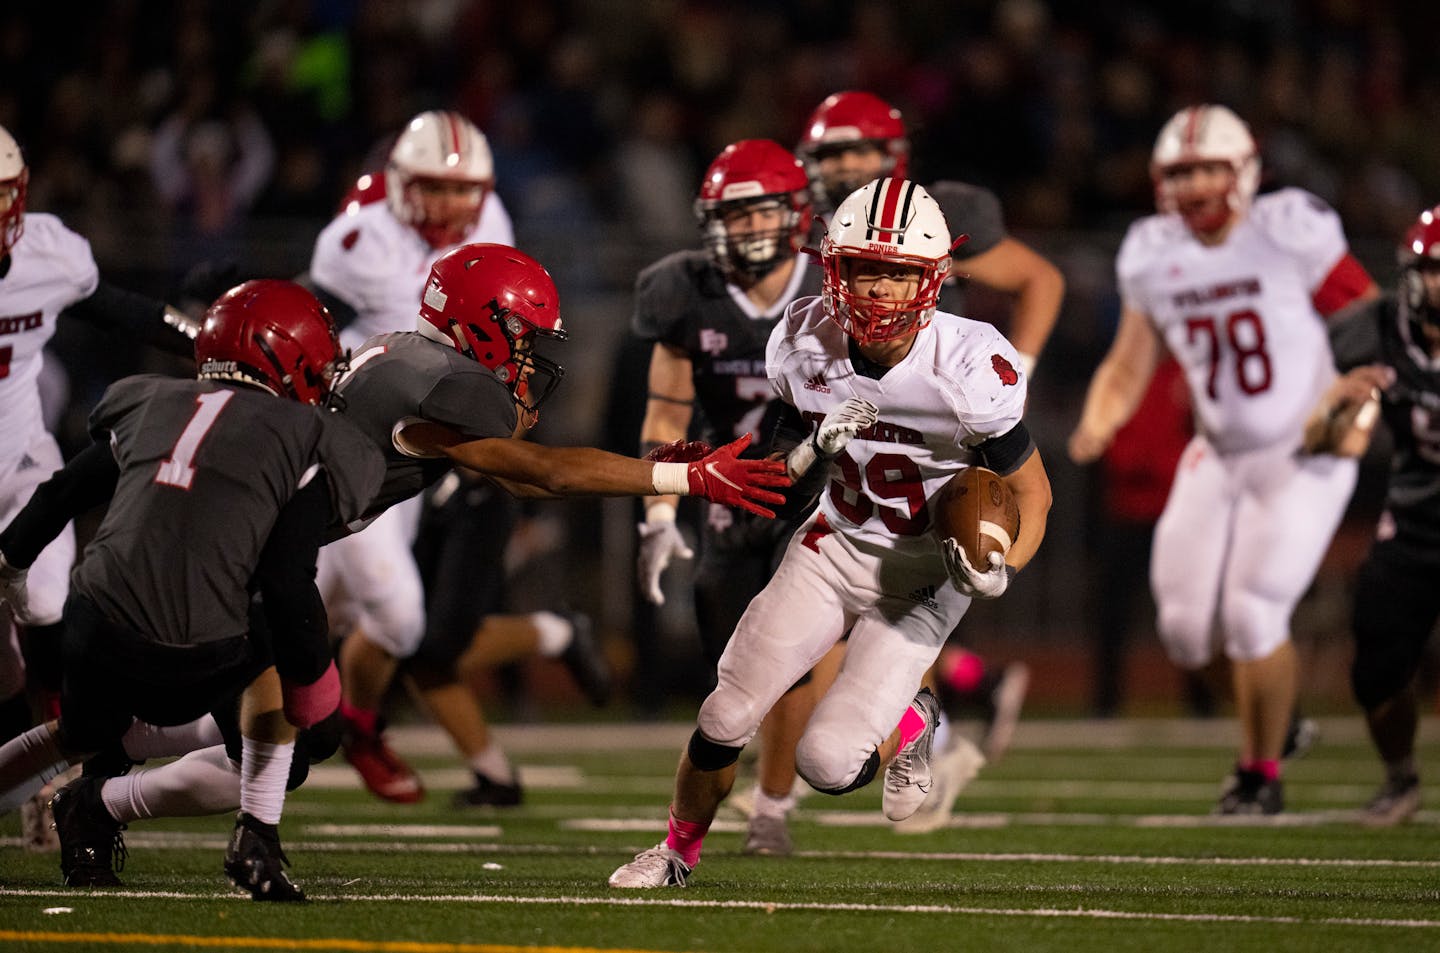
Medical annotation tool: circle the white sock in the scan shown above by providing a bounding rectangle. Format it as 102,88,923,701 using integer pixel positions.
469,742,515,784
532,611,571,658
102,745,242,823
121,715,224,761
752,784,796,819
239,738,293,826
0,722,73,814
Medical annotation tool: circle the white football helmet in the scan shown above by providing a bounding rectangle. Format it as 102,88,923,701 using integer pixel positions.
1150,104,1259,231
385,111,494,249
821,178,952,343
0,125,27,258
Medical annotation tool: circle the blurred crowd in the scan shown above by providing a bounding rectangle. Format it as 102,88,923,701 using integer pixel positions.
4,0,1437,712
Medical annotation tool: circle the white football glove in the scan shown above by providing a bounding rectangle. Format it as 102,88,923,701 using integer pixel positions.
0,552,34,624
941,539,1010,600
815,397,880,454
636,509,694,606
787,397,880,478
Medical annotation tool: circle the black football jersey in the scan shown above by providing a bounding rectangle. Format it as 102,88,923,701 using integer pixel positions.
632,250,821,450
74,376,384,647
1330,296,1440,547
334,332,518,523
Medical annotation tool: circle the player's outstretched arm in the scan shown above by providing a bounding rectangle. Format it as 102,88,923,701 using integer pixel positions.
1067,305,1163,464
409,426,791,516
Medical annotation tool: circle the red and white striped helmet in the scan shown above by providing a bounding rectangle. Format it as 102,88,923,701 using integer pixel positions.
385,111,494,249
0,125,27,258
821,178,952,344
1150,105,1259,226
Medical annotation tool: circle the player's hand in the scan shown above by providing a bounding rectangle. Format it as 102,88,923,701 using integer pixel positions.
1066,425,1111,465
636,511,693,605
0,551,35,625
942,539,1010,600
281,660,341,728
686,434,790,518
814,397,879,454
1302,364,1393,456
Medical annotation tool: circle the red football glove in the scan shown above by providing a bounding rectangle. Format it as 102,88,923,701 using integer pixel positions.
644,439,714,463
281,661,341,728
685,434,790,518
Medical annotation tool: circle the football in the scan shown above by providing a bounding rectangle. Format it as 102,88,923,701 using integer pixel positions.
931,466,1020,568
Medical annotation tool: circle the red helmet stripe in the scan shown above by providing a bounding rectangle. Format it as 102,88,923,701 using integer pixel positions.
1181,107,1204,156
441,112,463,162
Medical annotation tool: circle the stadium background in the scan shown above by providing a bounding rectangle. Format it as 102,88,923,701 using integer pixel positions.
6,0,1439,716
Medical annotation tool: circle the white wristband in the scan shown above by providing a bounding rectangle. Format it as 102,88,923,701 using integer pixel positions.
651,462,690,496
1017,351,1037,379
785,440,818,480
645,502,678,524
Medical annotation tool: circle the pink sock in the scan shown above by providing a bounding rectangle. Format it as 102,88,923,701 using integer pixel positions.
340,700,378,736
897,704,927,749
664,807,710,868
1246,759,1281,781
941,651,985,694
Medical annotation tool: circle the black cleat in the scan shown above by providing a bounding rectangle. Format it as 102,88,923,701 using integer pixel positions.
1214,767,1284,816
559,611,611,707
224,813,306,902
51,775,126,888
452,773,523,808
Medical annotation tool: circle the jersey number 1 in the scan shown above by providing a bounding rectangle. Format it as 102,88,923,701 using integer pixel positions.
155,390,234,490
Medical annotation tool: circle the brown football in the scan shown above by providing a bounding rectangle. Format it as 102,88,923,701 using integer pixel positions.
931,466,1020,568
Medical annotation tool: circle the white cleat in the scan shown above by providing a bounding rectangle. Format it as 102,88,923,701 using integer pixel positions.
883,687,940,822
892,736,986,834
608,844,693,888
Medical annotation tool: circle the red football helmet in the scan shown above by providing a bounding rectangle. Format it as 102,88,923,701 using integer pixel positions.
694,139,813,280
0,125,27,259
1400,205,1440,329
196,280,344,405
385,111,494,249
821,178,952,344
338,171,386,217
797,91,910,212
416,243,568,415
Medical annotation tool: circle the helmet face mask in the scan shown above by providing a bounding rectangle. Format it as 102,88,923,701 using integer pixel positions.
0,125,27,258
1400,206,1440,340
417,244,568,418
797,92,910,213
385,111,494,249
1150,105,1258,237
195,280,345,406
820,178,952,344
694,139,812,281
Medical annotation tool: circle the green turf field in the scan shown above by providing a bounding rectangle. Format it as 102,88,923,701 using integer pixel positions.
3,717,1439,952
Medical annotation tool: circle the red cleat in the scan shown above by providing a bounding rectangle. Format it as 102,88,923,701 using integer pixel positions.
341,719,425,804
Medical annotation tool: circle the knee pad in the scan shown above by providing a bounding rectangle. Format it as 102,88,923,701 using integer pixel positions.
1156,606,1214,670
18,622,65,694
299,710,343,765
686,728,743,771
1220,593,1290,662
802,749,880,796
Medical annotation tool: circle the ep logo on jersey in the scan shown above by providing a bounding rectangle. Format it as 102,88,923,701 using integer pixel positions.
700,329,728,355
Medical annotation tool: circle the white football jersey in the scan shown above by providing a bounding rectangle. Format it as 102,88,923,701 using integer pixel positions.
0,213,99,480
1117,188,1349,454
767,296,1028,556
309,192,515,352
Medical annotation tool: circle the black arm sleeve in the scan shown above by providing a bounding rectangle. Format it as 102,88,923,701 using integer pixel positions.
254,477,335,684
0,442,119,567
63,280,194,357
765,400,832,520
975,421,1036,476
299,273,360,331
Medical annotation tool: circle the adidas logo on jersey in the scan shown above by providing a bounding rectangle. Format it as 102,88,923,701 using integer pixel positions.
905,584,939,610
802,372,830,393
